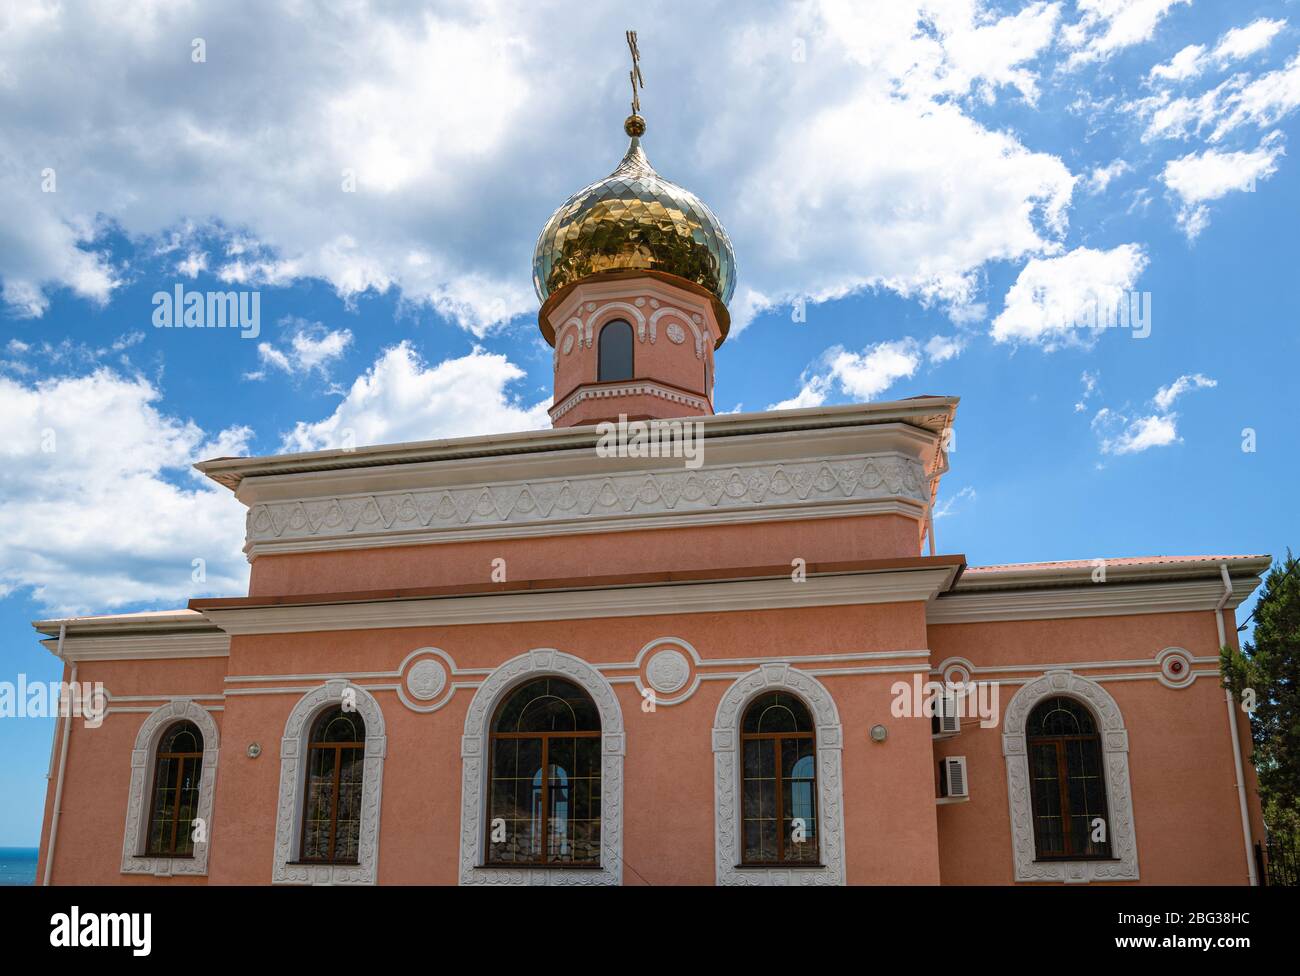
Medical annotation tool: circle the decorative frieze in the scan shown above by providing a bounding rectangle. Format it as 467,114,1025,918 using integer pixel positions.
245,452,927,553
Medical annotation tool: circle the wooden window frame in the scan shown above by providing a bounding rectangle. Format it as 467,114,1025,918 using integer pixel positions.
143,722,203,858
297,710,365,866
739,703,820,867
1026,701,1113,861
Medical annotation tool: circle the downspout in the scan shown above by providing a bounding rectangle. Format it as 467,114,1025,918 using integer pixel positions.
42,623,73,887
1217,563,1258,886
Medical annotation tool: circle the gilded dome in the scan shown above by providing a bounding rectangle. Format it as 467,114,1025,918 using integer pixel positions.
532,127,737,307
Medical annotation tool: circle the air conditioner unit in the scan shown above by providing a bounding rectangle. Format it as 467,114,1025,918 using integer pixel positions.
938,756,969,799
931,689,961,737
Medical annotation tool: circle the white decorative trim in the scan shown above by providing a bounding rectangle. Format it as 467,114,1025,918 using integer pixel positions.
121,700,220,877
1002,671,1139,883
42,633,229,663
549,381,709,421
272,680,387,885
929,578,1260,624
458,649,624,885
202,567,955,635
1155,646,1196,689
713,665,846,885
246,452,927,552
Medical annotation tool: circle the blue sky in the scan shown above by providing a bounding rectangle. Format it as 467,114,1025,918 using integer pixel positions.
2,0,1298,844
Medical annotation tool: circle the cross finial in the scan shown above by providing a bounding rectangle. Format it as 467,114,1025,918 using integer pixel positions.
624,30,646,136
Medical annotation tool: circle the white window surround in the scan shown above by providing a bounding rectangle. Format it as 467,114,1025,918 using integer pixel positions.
1002,670,1139,883
713,664,846,885
458,648,625,886
121,699,219,877
272,680,387,885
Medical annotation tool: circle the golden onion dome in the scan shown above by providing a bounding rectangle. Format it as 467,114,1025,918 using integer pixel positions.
532,116,737,309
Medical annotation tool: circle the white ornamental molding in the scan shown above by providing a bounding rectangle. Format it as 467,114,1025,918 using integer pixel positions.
1002,671,1139,883
458,649,625,886
272,680,387,885
549,381,710,421
121,700,220,877
713,664,846,886
246,453,927,550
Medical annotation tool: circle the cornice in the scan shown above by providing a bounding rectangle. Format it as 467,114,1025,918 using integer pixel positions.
199,567,956,635
926,576,1261,625
549,381,711,422
40,632,231,663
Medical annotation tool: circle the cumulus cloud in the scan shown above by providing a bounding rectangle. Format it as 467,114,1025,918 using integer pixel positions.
1147,18,1286,84
1084,159,1132,193
1137,51,1300,142
0,369,250,612
925,334,965,364
1090,371,1216,455
990,244,1148,347
0,0,1081,336
1153,372,1216,410
1063,0,1191,70
1162,133,1285,237
249,318,353,380
769,339,922,410
281,342,550,452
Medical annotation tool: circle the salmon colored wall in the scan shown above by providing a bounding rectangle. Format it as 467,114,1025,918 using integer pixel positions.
247,513,923,596
556,389,712,427
929,609,1260,884
203,600,935,884
36,657,227,885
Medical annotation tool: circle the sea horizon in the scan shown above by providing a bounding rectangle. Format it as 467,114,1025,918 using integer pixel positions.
0,847,38,886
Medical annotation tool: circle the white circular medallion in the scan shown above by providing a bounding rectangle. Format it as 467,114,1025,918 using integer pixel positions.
646,649,690,694
666,322,686,345
408,660,448,701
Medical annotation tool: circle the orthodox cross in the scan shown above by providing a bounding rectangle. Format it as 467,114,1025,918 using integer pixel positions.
626,30,644,116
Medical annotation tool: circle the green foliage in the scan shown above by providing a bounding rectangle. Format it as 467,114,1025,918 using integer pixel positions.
1223,551,1300,834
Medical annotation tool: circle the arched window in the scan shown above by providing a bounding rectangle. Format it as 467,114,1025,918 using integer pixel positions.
597,319,634,381
741,691,819,865
300,706,366,864
144,721,204,856
1026,696,1112,860
487,676,601,866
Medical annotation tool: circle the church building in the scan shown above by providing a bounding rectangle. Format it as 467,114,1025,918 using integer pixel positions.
33,74,1268,886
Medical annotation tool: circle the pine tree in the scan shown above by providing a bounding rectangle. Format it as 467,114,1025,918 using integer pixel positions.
1221,552,1300,831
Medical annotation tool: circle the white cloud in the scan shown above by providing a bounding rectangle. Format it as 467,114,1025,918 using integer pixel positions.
991,244,1148,347
925,334,965,364
0,368,250,613
1074,369,1100,412
1149,43,1207,82
1063,0,1191,69
1162,133,1285,237
933,485,976,519
1146,18,1286,84
1212,18,1286,64
1090,371,1215,455
1097,412,1179,454
1137,52,1300,142
176,251,208,278
281,343,550,452
0,1,1081,336
251,318,353,379
1084,159,1132,193
1153,372,1216,410
769,338,922,410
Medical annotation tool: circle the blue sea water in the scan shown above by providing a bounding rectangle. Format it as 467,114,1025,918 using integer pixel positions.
0,847,38,886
